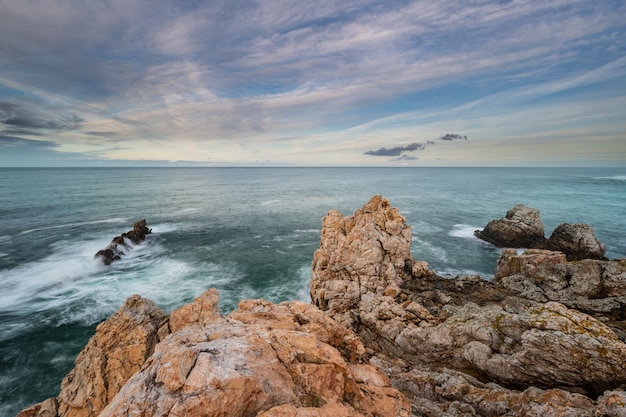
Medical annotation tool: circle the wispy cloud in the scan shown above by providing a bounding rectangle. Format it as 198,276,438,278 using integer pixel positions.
0,1,624,166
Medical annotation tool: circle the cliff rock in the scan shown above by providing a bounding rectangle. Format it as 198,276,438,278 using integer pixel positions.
98,296,410,417
95,220,152,265
474,204,545,248
538,223,607,261
311,196,626,409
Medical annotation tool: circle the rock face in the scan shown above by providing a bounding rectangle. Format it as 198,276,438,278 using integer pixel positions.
18,295,170,417
539,222,607,261
475,205,607,261
20,290,410,417
311,195,415,330
474,204,545,248
95,220,152,265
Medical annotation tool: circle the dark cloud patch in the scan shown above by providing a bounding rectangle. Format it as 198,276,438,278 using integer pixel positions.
0,102,83,134
86,131,120,137
364,142,426,156
440,133,467,141
0,134,58,149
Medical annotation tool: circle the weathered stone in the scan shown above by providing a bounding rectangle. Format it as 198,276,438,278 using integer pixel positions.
169,287,220,333
539,222,606,261
56,295,169,417
95,220,152,265
475,205,545,248
98,299,411,417
310,195,415,331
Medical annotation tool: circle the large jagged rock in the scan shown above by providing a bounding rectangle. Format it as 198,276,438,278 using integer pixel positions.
20,291,410,417
311,195,416,331
311,196,626,400
539,223,607,261
98,296,411,417
474,205,545,248
95,220,152,265
19,295,170,417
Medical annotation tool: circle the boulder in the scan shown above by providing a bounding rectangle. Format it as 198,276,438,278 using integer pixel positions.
539,222,606,261
95,220,151,265
20,295,169,417
98,297,411,417
474,204,545,248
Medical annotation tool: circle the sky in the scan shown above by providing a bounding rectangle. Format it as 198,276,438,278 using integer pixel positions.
0,0,625,167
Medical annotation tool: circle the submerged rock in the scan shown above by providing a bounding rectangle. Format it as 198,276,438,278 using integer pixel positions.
474,204,545,248
95,220,151,265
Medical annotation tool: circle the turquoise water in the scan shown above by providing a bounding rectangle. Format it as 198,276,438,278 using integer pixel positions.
1,167,625,415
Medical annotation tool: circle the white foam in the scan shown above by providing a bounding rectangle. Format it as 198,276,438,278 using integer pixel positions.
19,217,128,235
260,199,282,206
149,223,178,234
294,229,320,234
448,224,481,239
594,175,626,181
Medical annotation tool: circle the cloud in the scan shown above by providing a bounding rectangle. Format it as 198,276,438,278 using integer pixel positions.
364,142,426,156
0,134,58,149
0,102,83,133
440,133,468,141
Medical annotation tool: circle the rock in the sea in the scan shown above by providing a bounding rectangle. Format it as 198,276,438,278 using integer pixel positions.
540,222,606,261
98,296,410,417
95,220,151,265
474,204,545,248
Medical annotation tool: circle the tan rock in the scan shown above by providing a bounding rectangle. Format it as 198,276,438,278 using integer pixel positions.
57,295,169,417
169,287,220,332
98,299,411,417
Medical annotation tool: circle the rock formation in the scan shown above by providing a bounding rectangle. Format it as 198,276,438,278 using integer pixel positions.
474,204,545,248
95,220,152,265
311,195,626,415
474,205,607,261
538,222,607,261
19,290,410,417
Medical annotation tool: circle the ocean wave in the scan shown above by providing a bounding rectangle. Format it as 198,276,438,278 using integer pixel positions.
260,199,282,206
412,236,448,262
448,224,481,239
19,217,129,235
593,175,626,181
149,223,178,234
294,229,320,234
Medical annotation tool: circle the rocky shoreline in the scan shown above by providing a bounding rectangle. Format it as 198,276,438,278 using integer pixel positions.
19,197,626,417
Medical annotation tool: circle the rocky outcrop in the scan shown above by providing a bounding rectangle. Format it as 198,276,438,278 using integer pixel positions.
495,248,626,337
20,290,410,417
537,223,607,261
311,196,626,413
474,205,545,248
19,295,169,417
475,205,607,261
95,220,151,265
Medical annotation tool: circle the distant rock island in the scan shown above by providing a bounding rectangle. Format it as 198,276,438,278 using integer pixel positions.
95,219,151,265
20,197,626,417
474,204,606,261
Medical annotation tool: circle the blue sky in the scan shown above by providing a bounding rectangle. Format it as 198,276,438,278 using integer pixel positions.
1,0,625,167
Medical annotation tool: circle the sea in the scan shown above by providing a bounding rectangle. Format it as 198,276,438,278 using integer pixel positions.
1,167,625,416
